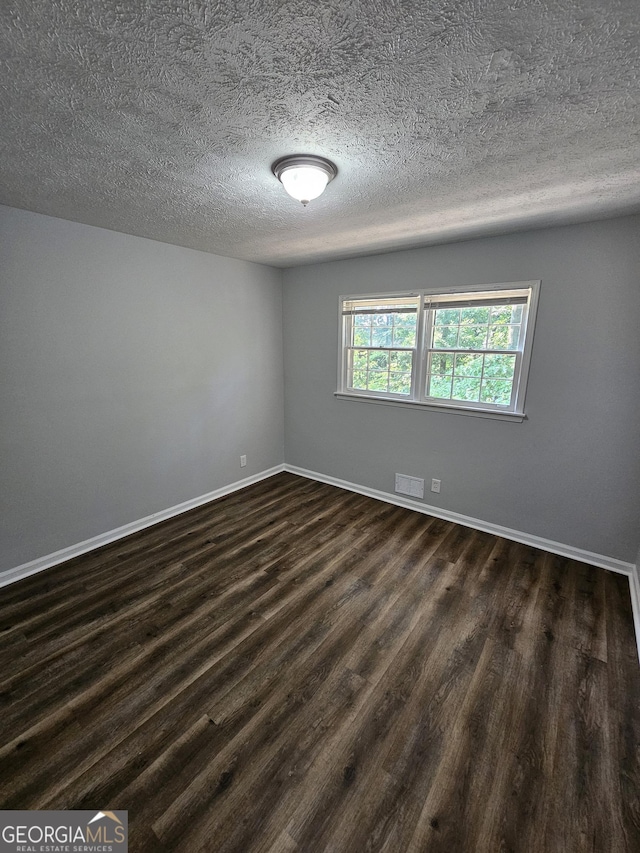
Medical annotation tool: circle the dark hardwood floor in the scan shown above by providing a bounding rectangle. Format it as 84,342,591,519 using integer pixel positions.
1,472,639,852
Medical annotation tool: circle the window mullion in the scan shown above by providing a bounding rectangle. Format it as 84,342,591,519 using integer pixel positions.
478,352,487,404
415,297,429,401
342,315,353,390
510,350,523,408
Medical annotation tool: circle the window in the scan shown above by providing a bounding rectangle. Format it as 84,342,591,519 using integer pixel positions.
338,281,539,419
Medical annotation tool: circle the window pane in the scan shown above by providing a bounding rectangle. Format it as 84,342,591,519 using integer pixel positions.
428,375,452,398
392,326,416,347
389,372,411,394
435,308,460,325
390,351,413,371
490,304,522,324
368,371,388,391
480,379,513,405
454,353,483,377
351,370,368,389
353,327,371,347
432,326,459,348
483,354,515,379
395,312,418,329
433,308,460,326
460,306,489,325
452,377,481,401
430,353,454,376
352,309,417,350
352,349,369,371
392,312,417,347
458,326,487,349
369,351,389,370
371,326,392,347
487,324,520,349
348,347,415,396
372,313,391,327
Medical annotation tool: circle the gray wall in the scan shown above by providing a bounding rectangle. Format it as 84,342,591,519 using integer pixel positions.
283,216,640,563
0,205,284,572
2,206,638,573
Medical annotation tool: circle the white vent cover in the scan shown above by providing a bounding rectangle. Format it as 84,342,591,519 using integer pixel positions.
395,474,424,499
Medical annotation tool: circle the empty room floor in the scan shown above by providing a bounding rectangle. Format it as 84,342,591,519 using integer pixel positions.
1,472,639,852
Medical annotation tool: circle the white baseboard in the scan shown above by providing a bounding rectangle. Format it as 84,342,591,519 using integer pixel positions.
629,568,640,666
0,465,286,590
285,464,640,663
3,461,639,665
285,465,634,574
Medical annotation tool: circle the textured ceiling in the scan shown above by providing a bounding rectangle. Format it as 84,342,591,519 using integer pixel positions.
1,0,639,266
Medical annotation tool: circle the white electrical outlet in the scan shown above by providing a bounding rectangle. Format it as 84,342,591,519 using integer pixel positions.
431,478,441,493
240,455,247,468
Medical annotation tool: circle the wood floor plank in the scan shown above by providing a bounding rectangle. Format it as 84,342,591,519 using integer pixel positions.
1,472,639,853
604,570,640,849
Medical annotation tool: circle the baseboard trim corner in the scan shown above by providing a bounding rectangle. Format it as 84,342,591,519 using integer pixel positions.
628,566,640,666
0,464,286,589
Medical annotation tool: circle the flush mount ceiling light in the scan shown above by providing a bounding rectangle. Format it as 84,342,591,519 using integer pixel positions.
272,154,337,207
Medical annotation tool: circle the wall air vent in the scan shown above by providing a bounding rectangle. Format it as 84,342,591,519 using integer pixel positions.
395,473,424,499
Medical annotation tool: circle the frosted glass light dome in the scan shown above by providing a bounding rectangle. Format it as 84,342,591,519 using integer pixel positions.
272,155,337,206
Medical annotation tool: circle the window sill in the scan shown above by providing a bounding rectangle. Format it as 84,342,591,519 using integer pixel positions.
334,392,526,422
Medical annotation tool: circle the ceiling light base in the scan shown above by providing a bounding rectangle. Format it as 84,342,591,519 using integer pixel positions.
272,154,338,206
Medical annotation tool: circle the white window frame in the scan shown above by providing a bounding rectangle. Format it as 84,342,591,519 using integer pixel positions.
336,281,540,422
